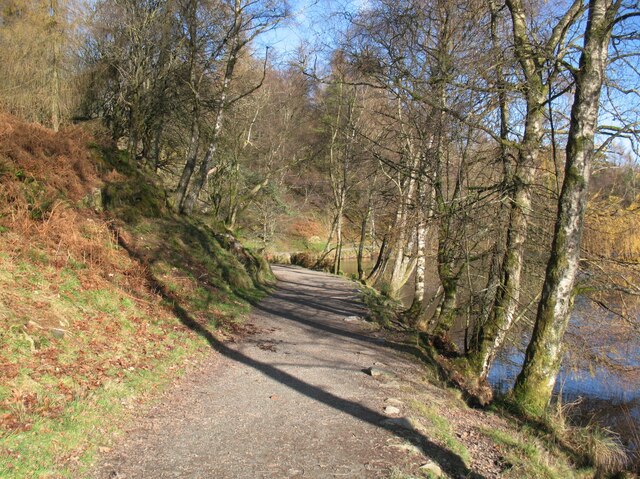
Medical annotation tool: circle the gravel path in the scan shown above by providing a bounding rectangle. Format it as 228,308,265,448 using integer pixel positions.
92,265,484,479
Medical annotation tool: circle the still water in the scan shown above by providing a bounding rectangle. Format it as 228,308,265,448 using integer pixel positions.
340,258,640,450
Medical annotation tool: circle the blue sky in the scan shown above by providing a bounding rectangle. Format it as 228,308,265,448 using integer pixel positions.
256,0,367,62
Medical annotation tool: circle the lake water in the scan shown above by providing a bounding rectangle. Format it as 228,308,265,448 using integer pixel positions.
339,257,640,452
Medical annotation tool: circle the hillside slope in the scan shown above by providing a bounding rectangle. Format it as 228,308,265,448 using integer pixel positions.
0,116,272,478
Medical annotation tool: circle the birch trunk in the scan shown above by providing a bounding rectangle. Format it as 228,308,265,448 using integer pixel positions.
467,90,545,378
176,114,200,205
466,0,551,377
407,177,433,323
389,154,419,294
180,5,241,215
513,0,618,414
50,0,61,132
357,193,373,281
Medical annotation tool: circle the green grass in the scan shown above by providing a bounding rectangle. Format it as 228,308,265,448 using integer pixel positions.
0,341,207,478
481,427,593,479
409,400,471,466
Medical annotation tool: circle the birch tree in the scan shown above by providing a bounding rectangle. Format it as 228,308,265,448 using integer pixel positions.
513,0,627,415
178,0,289,214
466,0,585,378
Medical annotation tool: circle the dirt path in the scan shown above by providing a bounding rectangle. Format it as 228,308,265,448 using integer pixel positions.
92,266,487,479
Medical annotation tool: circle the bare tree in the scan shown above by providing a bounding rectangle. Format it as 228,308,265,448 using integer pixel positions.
513,0,628,415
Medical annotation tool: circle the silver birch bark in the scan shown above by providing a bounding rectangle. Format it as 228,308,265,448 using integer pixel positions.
513,0,620,414
467,0,583,378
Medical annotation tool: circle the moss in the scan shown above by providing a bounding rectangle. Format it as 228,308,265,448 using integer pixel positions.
359,284,402,327
102,179,167,221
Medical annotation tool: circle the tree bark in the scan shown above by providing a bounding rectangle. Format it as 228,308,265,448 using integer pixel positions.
473,0,511,343
368,231,389,283
176,114,200,203
180,74,230,214
466,0,552,378
513,0,618,415
180,5,241,215
357,191,373,281
50,0,61,132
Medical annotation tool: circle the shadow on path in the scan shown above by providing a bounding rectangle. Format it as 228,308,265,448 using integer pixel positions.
114,233,485,479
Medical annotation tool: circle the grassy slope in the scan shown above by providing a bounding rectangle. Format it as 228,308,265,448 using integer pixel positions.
0,116,272,478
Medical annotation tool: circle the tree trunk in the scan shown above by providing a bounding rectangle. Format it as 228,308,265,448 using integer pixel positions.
513,0,617,415
466,97,544,377
181,18,240,215
50,0,61,132
175,0,200,206
176,114,200,206
408,208,427,319
180,91,227,214
334,205,343,274
389,154,419,294
432,277,458,337
368,232,389,283
465,0,549,378
407,178,432,323
357,194,373,281
473,0,511,344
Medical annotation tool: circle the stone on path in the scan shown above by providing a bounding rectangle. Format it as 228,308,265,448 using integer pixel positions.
363,366,395,379
384,406,401,415
388,442,423,456
343,316,362,323
419,460,443,477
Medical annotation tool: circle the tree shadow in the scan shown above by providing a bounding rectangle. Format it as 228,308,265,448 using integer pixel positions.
114,234,485,478
253,292,443,375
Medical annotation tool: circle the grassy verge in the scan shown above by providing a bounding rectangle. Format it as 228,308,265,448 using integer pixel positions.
409,399,471,466
480,427,594,479
359,284,403,328
0,120,273,478
354,275,632,478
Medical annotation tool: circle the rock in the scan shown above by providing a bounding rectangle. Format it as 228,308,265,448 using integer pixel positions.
343,316,362,323
419,461,443,477
363,367,395,379
116,136,128,151
90,187,104,212
50,328,66,339
384,406,401,415
80,187,104,212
